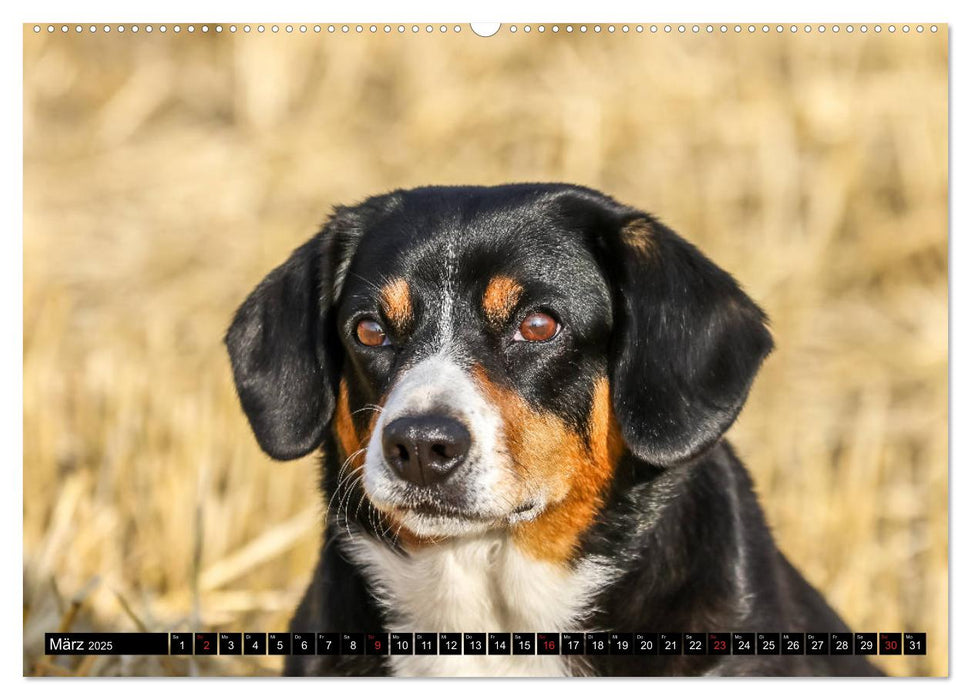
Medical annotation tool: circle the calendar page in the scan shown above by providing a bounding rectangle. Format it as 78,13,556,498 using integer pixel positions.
22,19,947,680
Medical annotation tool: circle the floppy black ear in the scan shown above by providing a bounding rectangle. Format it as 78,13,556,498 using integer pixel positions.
605,215,773,466
225,233,340,461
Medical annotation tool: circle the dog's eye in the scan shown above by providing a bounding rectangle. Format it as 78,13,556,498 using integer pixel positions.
355,318,390,347
514,311,560,342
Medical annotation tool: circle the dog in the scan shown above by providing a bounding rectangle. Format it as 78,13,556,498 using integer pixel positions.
225,183,881,677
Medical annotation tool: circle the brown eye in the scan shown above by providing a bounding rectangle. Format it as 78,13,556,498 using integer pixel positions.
515,311,560,342
355,318,389,347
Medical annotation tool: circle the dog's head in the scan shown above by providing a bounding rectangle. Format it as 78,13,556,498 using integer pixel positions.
226,185,772,559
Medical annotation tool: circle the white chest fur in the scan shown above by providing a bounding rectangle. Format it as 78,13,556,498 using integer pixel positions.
341,530,616,677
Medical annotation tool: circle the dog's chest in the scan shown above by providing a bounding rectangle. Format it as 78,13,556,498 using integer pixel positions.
342,531,613,677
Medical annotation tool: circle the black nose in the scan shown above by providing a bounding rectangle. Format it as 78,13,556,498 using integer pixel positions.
382,415,471,486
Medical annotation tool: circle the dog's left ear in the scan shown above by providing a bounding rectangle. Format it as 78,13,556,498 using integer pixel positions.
225,232,341,461
596,210,773,466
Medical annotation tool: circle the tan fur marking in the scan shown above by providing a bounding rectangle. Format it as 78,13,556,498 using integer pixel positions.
621,219,658,258
473,369,624,563
334,379,382,472
380,278,413,332
482,275,524,326
334,379,362,462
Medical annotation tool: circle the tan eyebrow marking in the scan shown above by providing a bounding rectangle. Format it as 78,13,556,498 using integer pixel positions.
620,218,658,258
380,278,413,332
482,275,524,326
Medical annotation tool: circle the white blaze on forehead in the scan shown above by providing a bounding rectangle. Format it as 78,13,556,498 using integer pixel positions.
380,355,492,424
438,235,460,340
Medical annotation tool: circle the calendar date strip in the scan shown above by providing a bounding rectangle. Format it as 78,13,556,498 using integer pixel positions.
46,631,926,656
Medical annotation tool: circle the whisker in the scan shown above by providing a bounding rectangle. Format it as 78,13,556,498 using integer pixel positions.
352,485,371,528
337,472,367,541
336,469,366,526
392,519,406,547
324,447,368,519
378,507,397,542
349,271,388,296
352,404,384,416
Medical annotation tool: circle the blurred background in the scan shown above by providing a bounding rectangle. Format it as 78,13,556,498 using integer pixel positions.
23,25,947,676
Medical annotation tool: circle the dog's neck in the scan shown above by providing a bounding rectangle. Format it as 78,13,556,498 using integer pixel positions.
339,526,618,676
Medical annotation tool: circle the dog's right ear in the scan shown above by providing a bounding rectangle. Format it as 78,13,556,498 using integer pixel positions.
225,230,342,461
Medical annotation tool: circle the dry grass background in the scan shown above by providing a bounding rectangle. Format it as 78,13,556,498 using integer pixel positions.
22,25,947,677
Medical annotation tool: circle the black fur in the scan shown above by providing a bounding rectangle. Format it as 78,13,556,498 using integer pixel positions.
226,184,881,677
225,236,337,460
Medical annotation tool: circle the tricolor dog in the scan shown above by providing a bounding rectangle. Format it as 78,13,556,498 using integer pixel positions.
226,184,880,676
